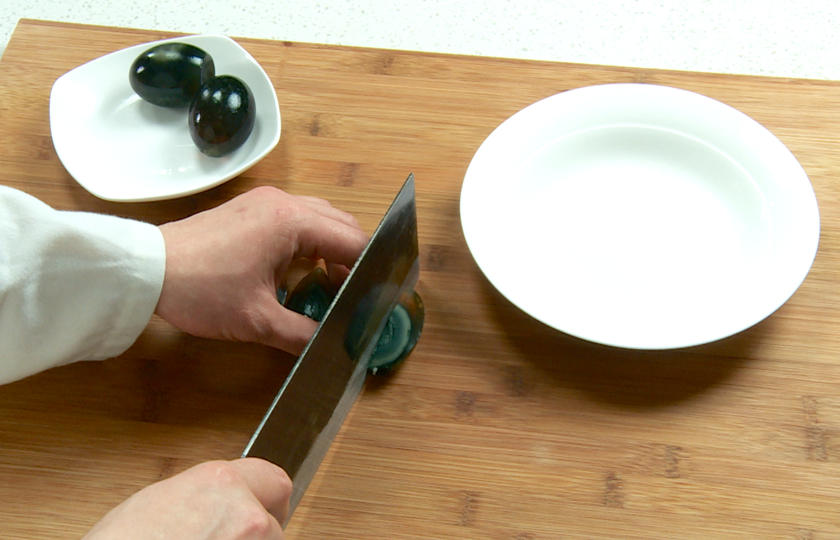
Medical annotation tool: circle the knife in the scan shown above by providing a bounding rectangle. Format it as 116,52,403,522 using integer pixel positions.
242,173,420,525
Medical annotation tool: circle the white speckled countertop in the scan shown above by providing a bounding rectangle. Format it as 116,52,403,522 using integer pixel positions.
1,0,838,80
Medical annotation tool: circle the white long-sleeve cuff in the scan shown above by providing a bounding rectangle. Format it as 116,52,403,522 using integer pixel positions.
0,187,166,384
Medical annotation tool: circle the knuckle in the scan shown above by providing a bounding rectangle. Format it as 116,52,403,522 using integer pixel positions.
239,507,276,537
248,186,300,217
249,185,284,199
192,460,242,488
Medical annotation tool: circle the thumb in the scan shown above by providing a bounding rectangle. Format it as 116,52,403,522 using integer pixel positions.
255,293,320,355
230,458,293,524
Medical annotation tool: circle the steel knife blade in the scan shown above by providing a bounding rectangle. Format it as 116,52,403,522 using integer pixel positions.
242,173,419,525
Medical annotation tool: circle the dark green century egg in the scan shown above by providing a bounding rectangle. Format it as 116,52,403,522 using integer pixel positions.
129,43,215,108
189,75,256,157
282,268,335,322
282,268,424,375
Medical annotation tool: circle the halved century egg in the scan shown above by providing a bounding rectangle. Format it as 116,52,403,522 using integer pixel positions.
283,268,424,375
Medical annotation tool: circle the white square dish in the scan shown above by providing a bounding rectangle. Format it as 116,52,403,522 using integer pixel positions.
49,34,281,202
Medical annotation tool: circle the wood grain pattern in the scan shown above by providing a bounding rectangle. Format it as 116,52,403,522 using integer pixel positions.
2,18,840,539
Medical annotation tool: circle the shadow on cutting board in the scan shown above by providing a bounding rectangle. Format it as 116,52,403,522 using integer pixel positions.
478,274,764,410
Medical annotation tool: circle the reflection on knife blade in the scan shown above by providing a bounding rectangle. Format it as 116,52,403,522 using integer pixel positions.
242,174,420,525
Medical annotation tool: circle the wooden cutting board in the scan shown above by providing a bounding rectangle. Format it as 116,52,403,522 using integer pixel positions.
2,18,840,540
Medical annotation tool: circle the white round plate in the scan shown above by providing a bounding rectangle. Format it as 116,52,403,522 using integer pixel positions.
49,35,281,202
460,83,820,349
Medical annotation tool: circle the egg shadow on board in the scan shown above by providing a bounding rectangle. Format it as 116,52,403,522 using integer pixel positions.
477,273,766,410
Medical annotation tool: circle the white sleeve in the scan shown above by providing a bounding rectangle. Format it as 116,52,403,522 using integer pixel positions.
0,186,166,384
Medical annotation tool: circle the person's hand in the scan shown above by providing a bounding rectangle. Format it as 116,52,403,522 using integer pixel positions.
156,186,368,355
82,458,292,540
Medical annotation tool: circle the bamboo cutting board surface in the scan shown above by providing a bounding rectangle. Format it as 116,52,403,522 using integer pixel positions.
2,18,840,539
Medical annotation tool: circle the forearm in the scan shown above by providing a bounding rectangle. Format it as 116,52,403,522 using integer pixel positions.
0,187,165,384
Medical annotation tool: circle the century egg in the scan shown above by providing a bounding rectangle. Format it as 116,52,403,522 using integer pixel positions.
189,75,256,157
129,42,214,108
283,268,425,375
283,267,335,322
366,290,425,376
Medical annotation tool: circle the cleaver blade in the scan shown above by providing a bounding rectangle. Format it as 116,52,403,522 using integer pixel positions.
242,173,419,525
